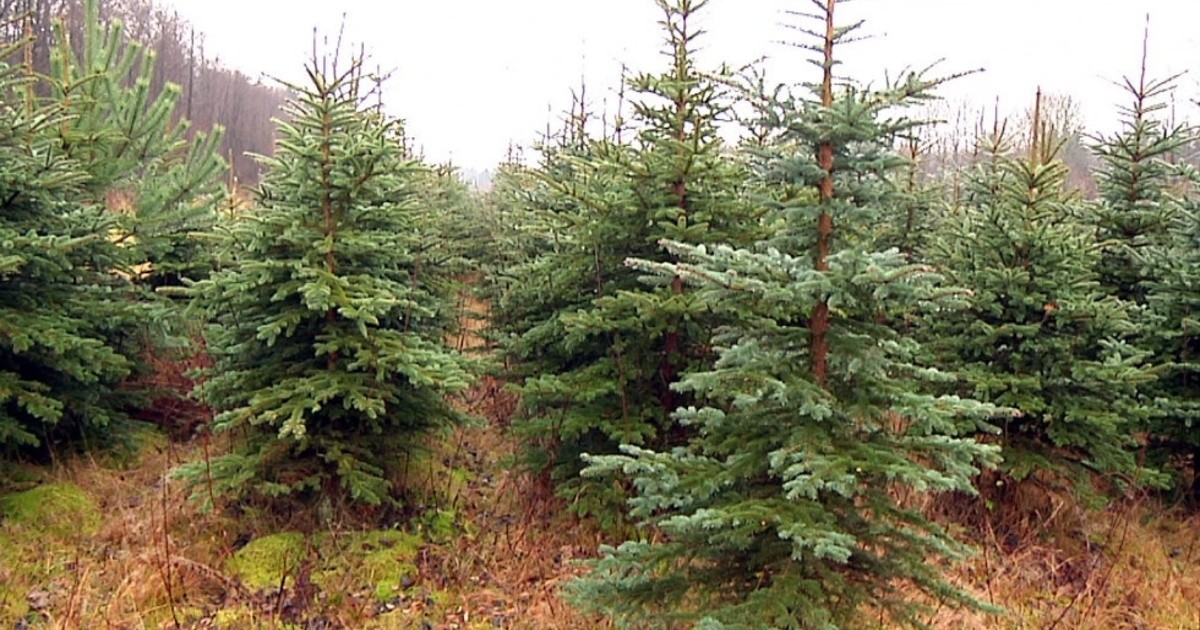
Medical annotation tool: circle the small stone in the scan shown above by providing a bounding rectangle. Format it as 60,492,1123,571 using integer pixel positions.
26,589,51,612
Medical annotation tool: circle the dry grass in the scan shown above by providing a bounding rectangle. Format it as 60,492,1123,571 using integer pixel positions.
0,376,605,629
415,376,607,630
914,484,1200,630
0,440,244,628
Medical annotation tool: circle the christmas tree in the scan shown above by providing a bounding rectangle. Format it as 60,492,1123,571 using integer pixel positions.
47,0,226,291
0,43,138,459
570,2,1000,626
183,54,469,506
497,0,758,520
928,94,1157,488
1088,46,1199,496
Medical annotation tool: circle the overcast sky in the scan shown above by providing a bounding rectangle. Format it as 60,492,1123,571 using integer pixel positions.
161,0,1200,170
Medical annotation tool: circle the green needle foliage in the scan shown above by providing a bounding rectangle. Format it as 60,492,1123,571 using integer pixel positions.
570,3,1001,626
182,55,470,507
47,0,226,291
928,104,1158,489
1090,63,1191,307
1087,56,1200,496
496,0,758,521
1145,190,1200,500
0,46,139,459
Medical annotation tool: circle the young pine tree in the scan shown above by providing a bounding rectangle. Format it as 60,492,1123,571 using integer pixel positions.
1089,51,1191,306
1088,53,1200,495
183,57,469,507
927,99,1157,488
1144,179,1200,498
570,3,1000,626
499,0,757,519
48,0,226,291
0,47,138,460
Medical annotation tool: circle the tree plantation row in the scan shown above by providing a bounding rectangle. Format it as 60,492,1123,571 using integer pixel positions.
2,0,1199,627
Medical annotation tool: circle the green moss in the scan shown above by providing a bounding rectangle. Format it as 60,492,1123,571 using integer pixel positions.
0,484,100,625
225,532,308,591
327,530,421,603
0,483,101,537
227,530,422,603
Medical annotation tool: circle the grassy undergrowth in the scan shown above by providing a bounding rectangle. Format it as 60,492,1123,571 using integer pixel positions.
0,394,602,628
5,401,1197,629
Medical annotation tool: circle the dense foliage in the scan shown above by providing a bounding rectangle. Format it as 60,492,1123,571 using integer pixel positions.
181,60,470,506
5,0,1200,626
0,0,224,462
564,3,1005,626
926,119,1155,488
0,48,139,456
493,0,759,520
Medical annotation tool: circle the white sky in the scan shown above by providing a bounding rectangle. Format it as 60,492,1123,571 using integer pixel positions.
161,0,1200,170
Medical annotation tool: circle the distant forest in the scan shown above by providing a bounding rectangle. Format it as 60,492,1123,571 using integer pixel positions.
0,0,285,184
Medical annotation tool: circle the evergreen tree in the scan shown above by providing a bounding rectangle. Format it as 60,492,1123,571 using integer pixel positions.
0,45,138,458
47,0,225,291
927,99,1157,487
570,3,1000,626
1144,178,1200,499
497,0,758,519
182,56,469,506
1089,56,1190,306
1088,51,1200,496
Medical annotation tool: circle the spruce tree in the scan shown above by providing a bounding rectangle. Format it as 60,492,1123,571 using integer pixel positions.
1088,51,1200,495
47,0,225,291
182,56,469,506
498,0,757,518
0,46,137,458
1089,52,1190,306
570,3,1000,626
1145,195,1200,499
927,98,1157,487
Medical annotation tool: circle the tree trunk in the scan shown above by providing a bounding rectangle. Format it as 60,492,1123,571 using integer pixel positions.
811,0,837,390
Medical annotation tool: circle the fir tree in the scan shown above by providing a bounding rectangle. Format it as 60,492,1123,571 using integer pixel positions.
927,96,1157,487
1144,177,1200,499
1089,46,1190,306
570,3,1000,626
498,0,758,519
182,55,469,506
1088,46,1199,495
0,45,138,458
47,0,226,291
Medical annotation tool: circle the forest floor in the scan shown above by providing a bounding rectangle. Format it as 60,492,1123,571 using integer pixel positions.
2,293,1200,628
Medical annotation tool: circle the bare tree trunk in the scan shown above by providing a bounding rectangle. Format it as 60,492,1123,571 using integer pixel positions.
811,0,837,390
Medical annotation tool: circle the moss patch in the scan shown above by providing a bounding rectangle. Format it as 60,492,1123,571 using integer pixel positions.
345,530,421,602
0,483,101,537
212,605,300,629
226,530,422,602
225,532,308,591
0,484,101,623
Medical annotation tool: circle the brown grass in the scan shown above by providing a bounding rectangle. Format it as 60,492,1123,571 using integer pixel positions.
0,441,243,628
0,376,606,629
914,482,1200,630
417,376,607,630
